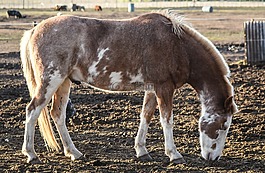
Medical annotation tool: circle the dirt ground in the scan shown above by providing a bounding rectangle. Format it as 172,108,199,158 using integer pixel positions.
0,8,264,172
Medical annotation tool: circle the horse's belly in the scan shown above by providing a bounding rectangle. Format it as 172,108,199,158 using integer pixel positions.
88,76,145,92
87,71,155,92
88,81,145,92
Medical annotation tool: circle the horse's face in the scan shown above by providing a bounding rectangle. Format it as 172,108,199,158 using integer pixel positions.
199,96,237,161
199,113,232,160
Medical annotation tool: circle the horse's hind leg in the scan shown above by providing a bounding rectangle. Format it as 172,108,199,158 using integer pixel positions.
135,91,157,160
22,78,64,163
22,98,46,163
50,78,83,160
155,84,185,164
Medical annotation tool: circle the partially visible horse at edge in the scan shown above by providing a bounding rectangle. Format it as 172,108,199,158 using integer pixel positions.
20,10,238,164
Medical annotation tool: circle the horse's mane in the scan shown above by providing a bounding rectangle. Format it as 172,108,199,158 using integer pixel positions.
157,10,230,78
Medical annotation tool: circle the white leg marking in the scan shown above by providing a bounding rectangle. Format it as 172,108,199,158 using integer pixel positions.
160,114,183,161
22,71,64,163
51,81,83,161
55,120,83,160
135,92,156,158
22,105,43,163
135,113,149,157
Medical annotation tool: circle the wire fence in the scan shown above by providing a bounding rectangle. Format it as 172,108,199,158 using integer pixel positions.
0,0,264,9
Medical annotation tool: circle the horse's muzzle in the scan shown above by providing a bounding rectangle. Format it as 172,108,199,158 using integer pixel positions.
206,152,220,161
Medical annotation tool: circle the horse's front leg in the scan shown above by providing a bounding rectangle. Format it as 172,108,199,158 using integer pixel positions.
50,79,83,161
135,91,157,160
156,84,185,164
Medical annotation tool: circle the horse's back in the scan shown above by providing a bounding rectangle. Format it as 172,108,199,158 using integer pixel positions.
28,13,189,91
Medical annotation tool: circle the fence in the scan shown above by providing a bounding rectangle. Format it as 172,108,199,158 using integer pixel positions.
0,0,265,9
244,21,265,65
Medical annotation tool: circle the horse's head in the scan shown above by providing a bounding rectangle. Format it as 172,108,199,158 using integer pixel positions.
199,96,238,161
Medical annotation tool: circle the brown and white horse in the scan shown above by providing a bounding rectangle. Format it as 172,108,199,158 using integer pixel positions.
20,10,238,164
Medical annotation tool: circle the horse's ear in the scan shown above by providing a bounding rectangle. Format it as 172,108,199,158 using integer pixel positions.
224,96,238,114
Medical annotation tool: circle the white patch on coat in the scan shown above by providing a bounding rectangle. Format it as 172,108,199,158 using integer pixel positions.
200,116,231,161
48,61,54,69
109,72,122,90
201,112,217,124
129,69,144,83
200,131,216,159
102,66,107,74
80,43,86,54
199,87,233,161
224,116,232,128
88,48,109,82
98,48,109,60
200,87,216,115
45,70,62,99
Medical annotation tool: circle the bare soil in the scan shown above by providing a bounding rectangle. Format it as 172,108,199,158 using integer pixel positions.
0,9,264,172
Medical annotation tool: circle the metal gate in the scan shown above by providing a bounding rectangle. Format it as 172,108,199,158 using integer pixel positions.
244,21,265,65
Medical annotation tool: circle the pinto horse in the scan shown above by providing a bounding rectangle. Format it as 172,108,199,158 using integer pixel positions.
20,10,238,164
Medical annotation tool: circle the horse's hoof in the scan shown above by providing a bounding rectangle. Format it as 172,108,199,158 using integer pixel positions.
170,158,186,165
77,155,86,160
28,157,42,164
138,154,153,162
72,154,86,162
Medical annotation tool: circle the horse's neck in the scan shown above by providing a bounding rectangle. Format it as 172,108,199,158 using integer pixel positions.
198,85,224,114
188,65,230,113
182,28,231,114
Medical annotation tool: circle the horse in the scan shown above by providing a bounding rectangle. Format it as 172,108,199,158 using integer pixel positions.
20,10,238,164
6,10,23,18
54,5,67,11
95,5,102,11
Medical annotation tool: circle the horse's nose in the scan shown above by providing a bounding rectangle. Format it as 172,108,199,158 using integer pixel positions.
206,153,220,161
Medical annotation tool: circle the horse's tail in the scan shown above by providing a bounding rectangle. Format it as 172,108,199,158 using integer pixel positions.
20,29,60,152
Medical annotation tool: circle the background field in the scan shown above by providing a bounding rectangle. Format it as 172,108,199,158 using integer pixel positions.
0,7,264,172
1,7,265,53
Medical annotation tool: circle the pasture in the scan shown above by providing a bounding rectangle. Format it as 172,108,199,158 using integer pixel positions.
0,7,264,172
